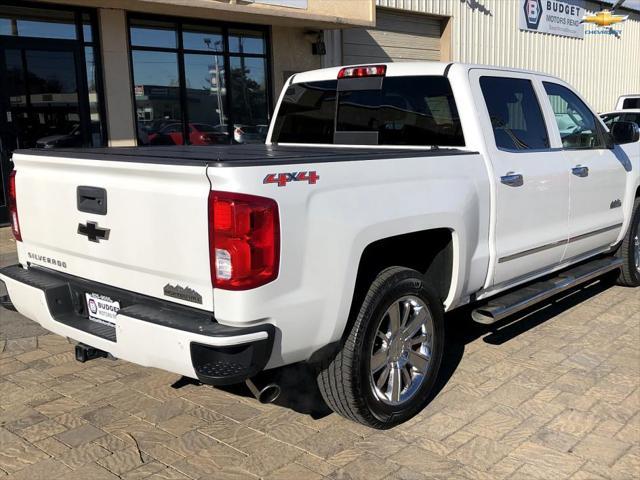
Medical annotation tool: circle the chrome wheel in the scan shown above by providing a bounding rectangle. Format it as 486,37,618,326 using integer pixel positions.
369,296,433,406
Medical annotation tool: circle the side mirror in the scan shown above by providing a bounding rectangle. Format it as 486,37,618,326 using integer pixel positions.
611,121,640,145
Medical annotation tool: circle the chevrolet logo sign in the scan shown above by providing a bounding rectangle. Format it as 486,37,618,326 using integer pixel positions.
78,221,110,243
581,10,628,27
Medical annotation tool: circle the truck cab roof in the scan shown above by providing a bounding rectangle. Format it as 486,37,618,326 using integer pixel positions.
289,61,565,84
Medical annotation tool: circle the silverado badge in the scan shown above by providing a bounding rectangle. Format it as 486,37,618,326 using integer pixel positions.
163,284,203,304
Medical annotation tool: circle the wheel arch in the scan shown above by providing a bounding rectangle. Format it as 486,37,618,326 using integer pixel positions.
308,227,457,365
346,228,454,337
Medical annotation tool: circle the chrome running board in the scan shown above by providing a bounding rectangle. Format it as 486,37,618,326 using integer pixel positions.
472,257,623,325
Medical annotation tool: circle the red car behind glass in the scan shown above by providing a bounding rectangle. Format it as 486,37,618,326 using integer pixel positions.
148,123,228,145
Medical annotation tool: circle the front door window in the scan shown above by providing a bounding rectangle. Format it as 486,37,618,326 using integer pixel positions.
543,82,606,150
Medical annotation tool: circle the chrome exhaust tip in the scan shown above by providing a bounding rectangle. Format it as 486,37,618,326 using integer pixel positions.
245,378,281,404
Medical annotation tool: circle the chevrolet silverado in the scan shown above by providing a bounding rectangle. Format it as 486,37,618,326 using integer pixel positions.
1,62,639,428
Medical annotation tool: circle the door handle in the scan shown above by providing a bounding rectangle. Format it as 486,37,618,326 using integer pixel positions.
500,172,524,187
572,165,589,177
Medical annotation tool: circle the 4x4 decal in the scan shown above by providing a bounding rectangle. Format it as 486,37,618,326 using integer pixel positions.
263,171,320,187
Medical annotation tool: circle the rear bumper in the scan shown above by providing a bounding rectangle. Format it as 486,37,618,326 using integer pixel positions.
0,264,274,385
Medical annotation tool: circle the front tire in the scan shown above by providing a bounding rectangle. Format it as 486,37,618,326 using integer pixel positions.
617,197,640,287
317,267,444,428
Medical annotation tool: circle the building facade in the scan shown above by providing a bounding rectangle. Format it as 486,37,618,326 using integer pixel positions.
325,0,640,112
0,0,374,223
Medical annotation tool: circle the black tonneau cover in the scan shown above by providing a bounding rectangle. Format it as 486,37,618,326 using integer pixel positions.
16,144,476,167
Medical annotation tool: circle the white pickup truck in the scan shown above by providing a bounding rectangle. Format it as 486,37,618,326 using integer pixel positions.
2,62,639,429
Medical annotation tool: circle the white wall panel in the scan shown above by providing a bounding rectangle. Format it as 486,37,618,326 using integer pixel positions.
376,0,640,112
343,9,442,64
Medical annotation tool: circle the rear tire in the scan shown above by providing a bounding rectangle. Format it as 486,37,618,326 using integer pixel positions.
617,197,640,287
317,267,444,428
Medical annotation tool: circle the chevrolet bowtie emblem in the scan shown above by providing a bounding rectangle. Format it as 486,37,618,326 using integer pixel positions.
581,10,628,27
78,221,110,243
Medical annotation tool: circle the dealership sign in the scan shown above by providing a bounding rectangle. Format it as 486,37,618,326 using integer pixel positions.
519,0,585,39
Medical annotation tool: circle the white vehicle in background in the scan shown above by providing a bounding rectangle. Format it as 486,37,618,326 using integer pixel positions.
601,109,640,129
1,62,639,429
615,94,640,110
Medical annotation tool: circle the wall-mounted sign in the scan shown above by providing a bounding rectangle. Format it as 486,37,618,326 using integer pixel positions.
253,0,307,9
519,0,585,39
583,9,628,37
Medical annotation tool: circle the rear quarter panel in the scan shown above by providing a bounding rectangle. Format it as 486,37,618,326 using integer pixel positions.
207,152,490,367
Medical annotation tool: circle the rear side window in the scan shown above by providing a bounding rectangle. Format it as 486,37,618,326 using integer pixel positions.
272,76,465,146
273,80,336,144
622,98,640,109
544,82,605,149
335,76,464,146
480,76,549,151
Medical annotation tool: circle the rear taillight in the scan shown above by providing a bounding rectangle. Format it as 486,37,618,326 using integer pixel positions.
8,170,21,241
208,191,280,290
338,65,386,79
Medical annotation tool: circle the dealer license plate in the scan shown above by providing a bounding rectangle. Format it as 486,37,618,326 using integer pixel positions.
85,293,120,327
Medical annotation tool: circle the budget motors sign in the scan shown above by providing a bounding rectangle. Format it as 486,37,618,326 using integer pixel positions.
519,0,585,39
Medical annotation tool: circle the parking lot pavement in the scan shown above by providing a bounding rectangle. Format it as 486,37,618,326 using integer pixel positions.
1,227,639,480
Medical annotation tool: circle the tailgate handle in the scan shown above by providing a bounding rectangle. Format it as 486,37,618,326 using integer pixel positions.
77,186,107,215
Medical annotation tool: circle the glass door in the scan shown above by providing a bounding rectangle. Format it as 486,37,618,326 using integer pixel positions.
0,42,88,224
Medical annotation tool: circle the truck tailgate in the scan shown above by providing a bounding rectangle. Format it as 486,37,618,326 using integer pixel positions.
12,152,213,310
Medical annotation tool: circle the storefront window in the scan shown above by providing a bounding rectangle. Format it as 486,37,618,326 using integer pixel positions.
230,56,268,142
85,47,103,146
0,6,76,40
81,16,104,147
0,3,105,224
130,19,177,49
82,14,93,43
229,29,266,55
183,25,223,52
184,54,228,144
132,50,182,145
129,17,270,146
0,4,105,149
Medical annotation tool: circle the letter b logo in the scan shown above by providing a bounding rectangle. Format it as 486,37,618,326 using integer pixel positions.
524,0,543,29
527,0,538,19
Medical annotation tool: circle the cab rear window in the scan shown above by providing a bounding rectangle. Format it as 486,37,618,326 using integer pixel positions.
622,98,640,109
272,76,465,147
